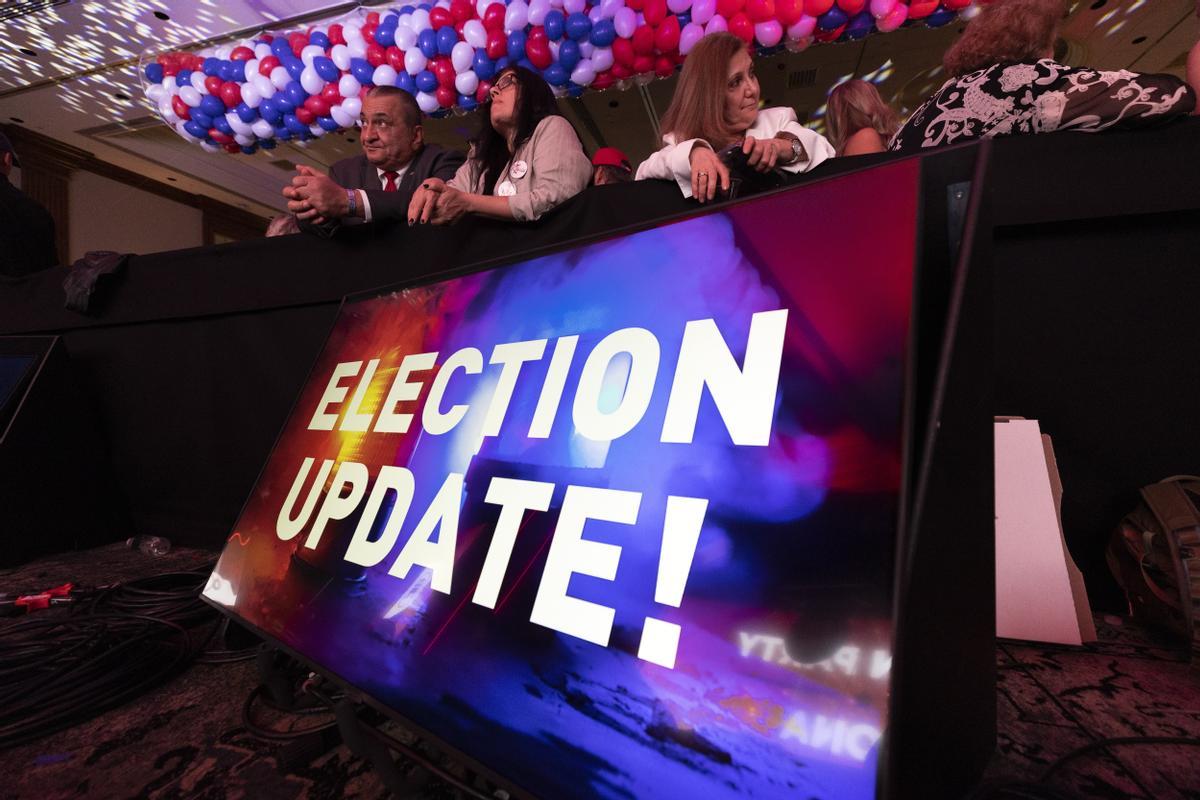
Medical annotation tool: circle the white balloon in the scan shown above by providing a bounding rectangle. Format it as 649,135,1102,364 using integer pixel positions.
563,0,585,13
301,67,325,95
235,132,256,146
301,44,324,67
579,41,595,57
147,84,166,102
241,83,262,108
590,46,613,72
215,45,233,60
331,43,352,70
338,73,361,98
243,59,258,82
405,48,428,75
341,96,363,117
451,41,475,73
613,7,636,38
252,118,275,138
201,140,221,153
410,9,431,31
455,69,478,94
179,85,202,107
373,64,399,86
395,25,418,50
549,40,560,60
164,75,178,91
330,104,356,127
599,0,623,18
344,22,364,41
570,59,595,86
190,71,209,93
227,112,254,136
255,42,272,59
253,73,276,98
589,6,603,22
270,66,291,90
175,120,200,141
528,0,550,25
462,19,487,48
504,0,529,33
348,38,368,59
309,124,324,136
667,0,691,13
416,91,439,113
476,0,492,17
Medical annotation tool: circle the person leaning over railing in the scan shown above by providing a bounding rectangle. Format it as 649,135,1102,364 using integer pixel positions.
889,0,1199,152
635,32,834,204
825,79,899,157
407,67,591,225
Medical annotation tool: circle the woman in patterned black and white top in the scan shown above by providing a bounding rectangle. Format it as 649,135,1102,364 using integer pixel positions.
890,0,1199,152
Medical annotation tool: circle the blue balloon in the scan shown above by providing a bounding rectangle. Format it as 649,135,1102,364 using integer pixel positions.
565,12,591,42
259,138,277,149
203,57,222,77
567,82,583,98
285,81,307,106
418,3,432,10
926,7,957,27
517,57,534,72
589,19,616,47
397,72,416,93
558,39,581,71
213,115,233,135
415,69,438,93
678,11,691,26
817,7,849,30
383,13,400,26
274,125,293,140
376,24,397,47
309,31,330,49
494,56,510,72
260,98,282,123
240,145,258,155
418,29,439,59
507,30,526,59
235,102,257,123
226,60,244,81
273,93,295,113
544,10,565,40
351,58,375,84
437,27,457,56
543,63,567,86
183,120,207,139
284,56,305,80
318,115,339,131
399,6,415,15
845,10,874,39
284,113,308,135
176,69,192,87
270,38,291,59
473,51,496,80
458,94,478,111
314,56,339,81
190,111,213,129
144,63,164,83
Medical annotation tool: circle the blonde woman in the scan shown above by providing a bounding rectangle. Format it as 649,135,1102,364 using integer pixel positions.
636,32,833,203
825,79,899,156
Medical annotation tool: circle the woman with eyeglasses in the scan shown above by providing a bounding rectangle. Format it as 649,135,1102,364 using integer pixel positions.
636,32,834,204
408,67,591,225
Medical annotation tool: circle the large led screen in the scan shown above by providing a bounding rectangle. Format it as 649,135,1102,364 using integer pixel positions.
205,159,921,799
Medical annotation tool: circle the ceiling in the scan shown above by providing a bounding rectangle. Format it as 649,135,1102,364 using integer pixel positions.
0,0,1195,220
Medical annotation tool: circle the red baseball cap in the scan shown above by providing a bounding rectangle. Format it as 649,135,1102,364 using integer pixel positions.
591,146,631,172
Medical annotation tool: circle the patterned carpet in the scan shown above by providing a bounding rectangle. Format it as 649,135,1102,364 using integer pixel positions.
1,544,1198,800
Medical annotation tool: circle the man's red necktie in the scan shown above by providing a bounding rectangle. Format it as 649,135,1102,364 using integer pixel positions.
383,171,399,192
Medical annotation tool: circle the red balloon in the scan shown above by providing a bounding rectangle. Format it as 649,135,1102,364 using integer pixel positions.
944,0,972,8
366,11,381,24
208,128,234,144
644,0,668,26
611,62,634,79
626,0,645,10
632,54,654,74
486,29,507,59
836,0,865,13
219,81,241,108
230,46,254,61
526,38,553,70
716,0,745,19
258,55,280,76
387,46,405,71
654,55,675,77
483,3,506,31
803,0,833,14
366,42,386,67
745,0,775,22
632,25,655,55
223,142,241,153
185,54,204,71
434,57,456,87
429,7,453,29
450,0,474,23
304,95,331,117
907,0,939,18
328,23,346,46
361,22,377,42
436,85,456,108
321,83,342,104
288,32,308,56
592,70,615,90
163,63,180,77
729,11,754,42
612,37,636,67
455,19,468,35
776,0,803,25
295,107,316,125
476,80,493,102
528,25,548,42
204,75,223,95
171,95,190,119
655,16,681,52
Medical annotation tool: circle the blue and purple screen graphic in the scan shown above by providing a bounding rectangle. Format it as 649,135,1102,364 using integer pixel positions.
205,160,920,799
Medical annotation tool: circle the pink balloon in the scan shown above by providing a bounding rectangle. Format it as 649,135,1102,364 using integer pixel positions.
705,13,728,34
667,0,692,12
754,19,783,47
690,0,716,25
787,13,816,39
869,0,895,18
875,2,906,32
614,7,637,37
679,21,705,54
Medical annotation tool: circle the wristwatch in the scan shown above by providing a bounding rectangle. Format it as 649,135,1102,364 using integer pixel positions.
784,137,805,164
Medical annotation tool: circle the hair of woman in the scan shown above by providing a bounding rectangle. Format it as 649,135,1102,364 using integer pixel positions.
825,79,899,154
658,32,749,150
943,0,1065,77
475,66,561,194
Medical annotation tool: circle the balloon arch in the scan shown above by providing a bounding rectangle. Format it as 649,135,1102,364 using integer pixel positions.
141,0,979,154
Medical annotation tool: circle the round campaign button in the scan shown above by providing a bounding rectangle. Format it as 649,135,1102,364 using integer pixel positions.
509,160,528,180
496,180,517,197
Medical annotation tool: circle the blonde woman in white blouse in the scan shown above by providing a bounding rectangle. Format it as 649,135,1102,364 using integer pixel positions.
408,67,591,225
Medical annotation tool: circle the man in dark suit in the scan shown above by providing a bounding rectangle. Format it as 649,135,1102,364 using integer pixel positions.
283,86,463,236
0,131,57,277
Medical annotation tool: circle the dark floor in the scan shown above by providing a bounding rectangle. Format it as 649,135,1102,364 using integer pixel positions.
2,544,1198,800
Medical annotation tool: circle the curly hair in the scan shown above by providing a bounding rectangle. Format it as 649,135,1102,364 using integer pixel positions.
943,0,1065,77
